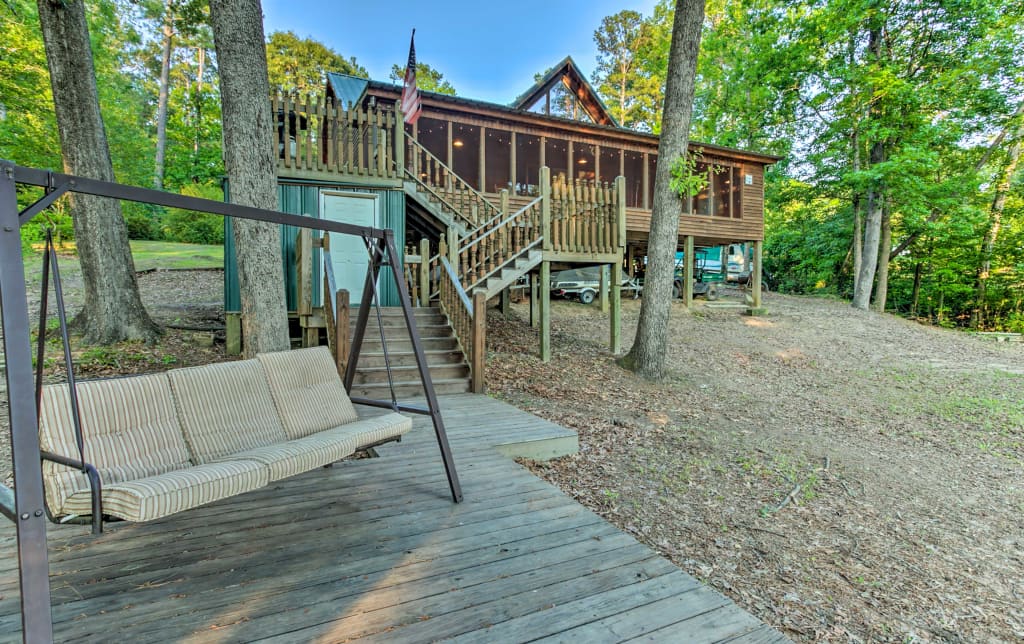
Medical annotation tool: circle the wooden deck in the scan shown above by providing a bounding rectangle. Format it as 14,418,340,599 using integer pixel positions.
0,394,786,643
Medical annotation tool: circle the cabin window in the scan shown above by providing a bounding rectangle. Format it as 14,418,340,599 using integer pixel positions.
646,154,658,210
693,162,711,216
485,128,512,194
575,143,596,181
545,137,569,185
731,166,743,218
623,150,643,208
708,165,741,218
599,146,620,186
515,134,541,195
415,117,447,176
451,122,480,189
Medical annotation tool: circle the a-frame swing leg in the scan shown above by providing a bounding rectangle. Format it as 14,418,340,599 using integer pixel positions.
343,232,463,503
1,168,55,642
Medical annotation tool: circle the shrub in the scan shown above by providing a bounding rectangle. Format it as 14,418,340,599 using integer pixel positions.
161,182,225,245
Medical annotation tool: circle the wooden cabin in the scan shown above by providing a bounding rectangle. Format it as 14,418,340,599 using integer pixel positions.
225,57,779,392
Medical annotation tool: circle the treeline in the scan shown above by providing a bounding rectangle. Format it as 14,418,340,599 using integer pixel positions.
1,0,455,249
590,0,1024,331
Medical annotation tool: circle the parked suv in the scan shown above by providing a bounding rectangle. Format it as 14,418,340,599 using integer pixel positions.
550,266,640,304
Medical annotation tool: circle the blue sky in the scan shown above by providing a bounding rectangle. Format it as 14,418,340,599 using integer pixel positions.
262,0,660,105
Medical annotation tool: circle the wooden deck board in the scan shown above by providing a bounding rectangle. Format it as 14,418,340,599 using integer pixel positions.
0,394,785,643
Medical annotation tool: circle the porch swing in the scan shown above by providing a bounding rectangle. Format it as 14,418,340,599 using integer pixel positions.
0,161,462,643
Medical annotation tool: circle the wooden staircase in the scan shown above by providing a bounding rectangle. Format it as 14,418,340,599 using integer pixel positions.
347,306,472,399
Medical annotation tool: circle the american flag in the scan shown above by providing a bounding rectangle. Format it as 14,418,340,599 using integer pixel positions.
401,30,422,125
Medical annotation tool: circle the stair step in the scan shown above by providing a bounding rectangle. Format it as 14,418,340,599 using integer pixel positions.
351,363,470,384
355,349,465,368
349,378,472,399
352,324,453,340
356,337,459,352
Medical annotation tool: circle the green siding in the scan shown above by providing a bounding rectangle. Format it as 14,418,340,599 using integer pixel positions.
224,181,405,312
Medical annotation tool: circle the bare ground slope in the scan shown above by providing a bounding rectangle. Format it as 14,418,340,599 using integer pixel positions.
488,293,1023,642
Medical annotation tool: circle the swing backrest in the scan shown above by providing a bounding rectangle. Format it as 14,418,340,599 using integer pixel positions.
256,347,359,440
167,359,288,464
37,373,192,515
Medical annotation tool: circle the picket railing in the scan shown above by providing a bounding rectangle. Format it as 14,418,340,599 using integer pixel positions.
405,137,501,228
458,195,543,291
548,175,623,255
272,93,400,179
437,258,486,392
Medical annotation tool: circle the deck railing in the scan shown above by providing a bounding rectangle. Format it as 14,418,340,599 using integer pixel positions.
549,175,623,255
437,258,486,392
458,194,544,291
273,93,400,179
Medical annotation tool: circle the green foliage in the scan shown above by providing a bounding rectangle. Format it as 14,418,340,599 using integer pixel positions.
267,30,367,94
668,151,709,199
592,10,646,128
389,62,456,96
161,182,225,244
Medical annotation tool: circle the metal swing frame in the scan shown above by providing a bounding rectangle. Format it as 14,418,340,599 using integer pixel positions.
0,160,462,643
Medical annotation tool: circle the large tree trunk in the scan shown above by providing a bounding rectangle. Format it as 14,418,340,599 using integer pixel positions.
872,198,891,312
154,3,174,190
973,137,1021,328
209,0,290,357
621,0,706,380
852,141,884,309
36,0,160,344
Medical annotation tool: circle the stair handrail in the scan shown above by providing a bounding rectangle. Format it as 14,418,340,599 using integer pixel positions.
405,137,502,225
459,195,543,254
403,168,477,229
437,256,485,391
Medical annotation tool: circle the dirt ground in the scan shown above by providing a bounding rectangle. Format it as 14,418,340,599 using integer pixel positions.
2,265,1022,642
487,291,1024,643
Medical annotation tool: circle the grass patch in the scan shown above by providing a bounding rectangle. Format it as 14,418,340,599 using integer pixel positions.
23,240,223,273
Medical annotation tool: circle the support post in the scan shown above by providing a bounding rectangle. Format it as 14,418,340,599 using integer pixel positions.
751,240,764,310
296,229,315,347
683,235,694,309
479,125,486,192
418,238,430,307
0,166,54,643
599,265,609,313
336,289,350,373
530,272,539,328
394,107,405,175
540,166,552,252
226,312,242,355
472,289,486,392
447,225,458,266
611,261,622,354
500,287,511,317
540,261,551,361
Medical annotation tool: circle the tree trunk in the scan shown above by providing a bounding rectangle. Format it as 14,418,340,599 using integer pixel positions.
852,129,863,287
154,4,174,190
621,0,706,380
852,21,885,311
910,261,922,317
973,137,1021,329
36,0,160,344
209,0,290,357
872,198,891,312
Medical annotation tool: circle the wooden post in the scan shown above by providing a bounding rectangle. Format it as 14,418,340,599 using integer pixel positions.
296,229,316,347
510,132,517,189
599,264,609,313
479,125,487,192
447,225,459,266
642,152,649,210
751,240,763,310
567,142,574,179
394,107,405,177
616,175,627,256
540,166,552,252
530,272,539,328
419,238,430,307
540,136,546,168
226,313,242,355
336,289,350,375
540,261,551,362
500,287,511,317
447,120,453,168
472,289,487,392
610,260,622,354
684,235,694,309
